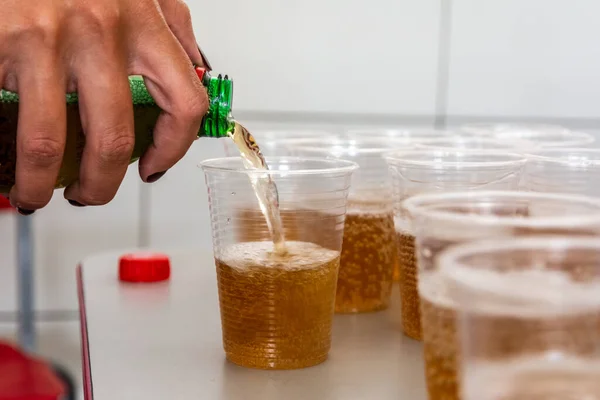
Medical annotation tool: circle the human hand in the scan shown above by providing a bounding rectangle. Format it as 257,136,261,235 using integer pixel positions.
0,0,209,213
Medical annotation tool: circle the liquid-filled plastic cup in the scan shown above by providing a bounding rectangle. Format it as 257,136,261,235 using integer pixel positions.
402,191,600,400
201,156,357,370
385,150,526,341
439,237,600,400
283,137,424,313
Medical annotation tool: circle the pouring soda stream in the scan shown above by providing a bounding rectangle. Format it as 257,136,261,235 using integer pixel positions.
229,122,287,255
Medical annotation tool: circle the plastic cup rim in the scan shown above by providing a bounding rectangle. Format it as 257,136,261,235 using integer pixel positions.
344,127,456,137
525,147,600,167
438,236,600,310
384,149,528,168
401,190,600,228
199,156,359,176
276,136,430,155
415,136,536,149
457,122,570,137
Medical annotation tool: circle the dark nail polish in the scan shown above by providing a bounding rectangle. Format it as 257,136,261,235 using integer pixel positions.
197,45,212,71
147,171,166,183
17,208,35,216
68,199,86,207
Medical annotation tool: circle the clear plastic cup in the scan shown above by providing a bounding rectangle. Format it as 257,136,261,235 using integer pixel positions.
222,128,342,157
283,137,420,313
401,191,600,400
201,156,357,369
344,127,456,141
459,122,569,137
459,123,595,148
385,150,526,341
438,237,600,400
416,136,534,151
524,148,600,197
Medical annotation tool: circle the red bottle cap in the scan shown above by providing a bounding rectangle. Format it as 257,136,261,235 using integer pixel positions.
195,66,206,82
0,196,13,211
119,253,171,283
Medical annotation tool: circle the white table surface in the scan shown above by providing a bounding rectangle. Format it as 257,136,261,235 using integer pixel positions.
78,248,426,400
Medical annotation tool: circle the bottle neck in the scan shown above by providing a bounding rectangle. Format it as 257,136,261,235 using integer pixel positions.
197,69,234,138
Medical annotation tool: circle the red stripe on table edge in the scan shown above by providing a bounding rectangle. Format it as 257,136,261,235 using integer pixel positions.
77,265,93,400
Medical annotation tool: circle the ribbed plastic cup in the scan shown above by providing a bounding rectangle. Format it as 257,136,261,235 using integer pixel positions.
524,148,600,197
401,191,600,400
283,137,422,313
439,237,600,400
201,156,357,370
385,150,526,342
459,123,595,148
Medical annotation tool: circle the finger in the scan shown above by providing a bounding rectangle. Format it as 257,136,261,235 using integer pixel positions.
132,23,208,181
158,0,211,69
64,46,134,205
9,56,66,211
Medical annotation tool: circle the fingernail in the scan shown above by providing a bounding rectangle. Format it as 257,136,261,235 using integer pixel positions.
68,199,86,207
197,45,212,71
17,208,35,216
147,171,166,183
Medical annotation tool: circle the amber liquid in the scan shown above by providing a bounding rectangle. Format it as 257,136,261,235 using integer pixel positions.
420,272,460,400
215,241,340,370
396,231,421,339
335,201,396,313
392,260,401,282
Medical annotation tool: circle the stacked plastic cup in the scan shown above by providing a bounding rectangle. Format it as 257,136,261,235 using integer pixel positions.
201,156,357,370
385,150,526,342
440,237,600,400
283,137,432,313
401,191,600,400
523,148,600,197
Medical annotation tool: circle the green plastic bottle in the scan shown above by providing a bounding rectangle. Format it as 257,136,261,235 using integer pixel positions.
0,67,233,192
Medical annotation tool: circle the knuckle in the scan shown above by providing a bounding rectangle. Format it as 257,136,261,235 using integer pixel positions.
95,126,135,166
9,15,59,48
69,4,121,36
21,136,63,167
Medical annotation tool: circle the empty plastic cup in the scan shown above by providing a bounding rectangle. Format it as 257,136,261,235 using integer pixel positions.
416,136,534,151
459,123,594,148
524,148,600,197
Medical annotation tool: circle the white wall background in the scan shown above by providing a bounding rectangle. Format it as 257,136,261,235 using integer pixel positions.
2,0,600,322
